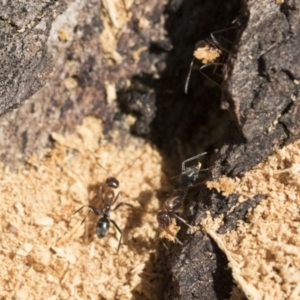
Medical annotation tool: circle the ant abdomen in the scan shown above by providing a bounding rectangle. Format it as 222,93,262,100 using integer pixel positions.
96,217,110,238
157,211,171,229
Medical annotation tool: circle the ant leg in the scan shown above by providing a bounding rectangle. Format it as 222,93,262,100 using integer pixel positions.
112,201,134,211
211,63,224,78
210,26,235,51
172,213,193,229
182,152,207,171
162,226,183,245
80,210,92,225
162,241,170,250
111,192,120,206
73,205,102,216
98,185,104,202
110,219,123,253
218,35,234,49
189,178,209,189
199,71,223,95
74,205,102,226
198,64,224,92
184,57,195,94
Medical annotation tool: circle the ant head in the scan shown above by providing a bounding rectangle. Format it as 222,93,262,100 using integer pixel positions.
106,177,119,189
163,196,182,212
233,11,249,30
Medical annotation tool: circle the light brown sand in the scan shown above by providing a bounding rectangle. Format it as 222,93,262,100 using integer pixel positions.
0,116,167,300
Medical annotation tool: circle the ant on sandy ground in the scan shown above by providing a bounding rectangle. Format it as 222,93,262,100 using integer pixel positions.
157,152,207,244
73,152,139,252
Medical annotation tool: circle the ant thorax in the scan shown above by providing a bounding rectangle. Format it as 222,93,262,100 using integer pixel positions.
193,40,222,64
163,196,181,213
100,181,119,206
180,163,202,190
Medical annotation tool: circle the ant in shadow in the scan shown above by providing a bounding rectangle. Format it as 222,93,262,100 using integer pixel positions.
184,14,247,94
157,152,207,244
74,152,138,252
184,27,236,95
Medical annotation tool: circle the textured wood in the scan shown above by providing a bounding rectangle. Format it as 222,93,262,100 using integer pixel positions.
214,0,300,177
0,0,166,168
170,0,300,299
0,0,66,115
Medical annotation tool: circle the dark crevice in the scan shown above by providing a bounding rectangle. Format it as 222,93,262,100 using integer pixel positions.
118,0,242,167
280,0,296,20
0,16,19,29
258,56,270,81
278,121,290,145
211,238,233,300
116,0,249,299
281,69,297,81
280,1,297,35
281,99,295,116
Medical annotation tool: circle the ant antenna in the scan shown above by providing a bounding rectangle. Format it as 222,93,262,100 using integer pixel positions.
184,57,195,94
88,149,143,179
115,152,143,178
210,27,236,51
88,150,110,172
182,152,207,171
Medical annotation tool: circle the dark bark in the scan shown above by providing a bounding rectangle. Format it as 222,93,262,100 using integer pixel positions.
0,0,165,167
0,0,67,115
213,0,300,177
169,1,300,299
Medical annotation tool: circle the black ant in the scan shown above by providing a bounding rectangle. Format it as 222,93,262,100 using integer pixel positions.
74,153,136,252
157,152,207,243
184,27,237,94
184,9,250,94
180,152,208,190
